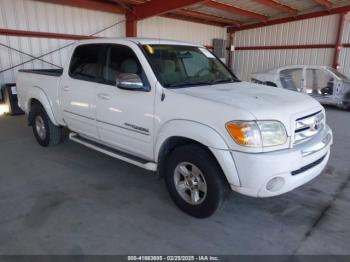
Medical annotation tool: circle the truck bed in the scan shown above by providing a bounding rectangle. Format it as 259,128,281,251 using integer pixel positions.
16,68,63,120
18,69,63,77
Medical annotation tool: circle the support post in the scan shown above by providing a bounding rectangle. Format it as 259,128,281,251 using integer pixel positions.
332,12,346,69
126,11,137,37
228,31,234,70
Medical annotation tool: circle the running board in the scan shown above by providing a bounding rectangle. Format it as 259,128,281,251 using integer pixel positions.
69,133,157,171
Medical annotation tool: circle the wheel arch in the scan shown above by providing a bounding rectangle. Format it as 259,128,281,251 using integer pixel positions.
155,120,240,186
27,87,58,126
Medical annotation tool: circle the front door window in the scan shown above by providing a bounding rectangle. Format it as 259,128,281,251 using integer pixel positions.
280,68,303,92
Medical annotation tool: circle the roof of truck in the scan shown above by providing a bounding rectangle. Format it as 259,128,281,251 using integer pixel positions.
75,37,202,47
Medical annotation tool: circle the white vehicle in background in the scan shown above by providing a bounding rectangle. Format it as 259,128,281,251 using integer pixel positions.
16,38,333,218
251,65,350,109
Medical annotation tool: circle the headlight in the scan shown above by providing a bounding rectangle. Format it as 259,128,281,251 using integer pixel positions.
226,121,287,147
257,121,287,147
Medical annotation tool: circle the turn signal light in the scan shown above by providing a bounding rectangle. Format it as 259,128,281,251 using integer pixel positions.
226,121,261,146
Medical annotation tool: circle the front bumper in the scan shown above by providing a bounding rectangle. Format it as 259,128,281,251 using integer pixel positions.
230,125,333,197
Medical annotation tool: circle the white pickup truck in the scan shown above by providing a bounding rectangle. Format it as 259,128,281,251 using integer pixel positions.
17,38,333,218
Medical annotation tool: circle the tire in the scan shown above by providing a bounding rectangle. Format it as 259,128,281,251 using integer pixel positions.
31,105,62,147
342,102,350,111
164,144,229,218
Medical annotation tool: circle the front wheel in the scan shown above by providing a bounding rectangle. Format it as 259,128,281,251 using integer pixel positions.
31,105,62,147
164,144,229,218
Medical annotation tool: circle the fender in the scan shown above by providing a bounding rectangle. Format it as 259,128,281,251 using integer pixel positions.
155,120,241,186
26,86,59,126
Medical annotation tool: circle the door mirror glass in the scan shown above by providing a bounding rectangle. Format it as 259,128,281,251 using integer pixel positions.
116,73,144,91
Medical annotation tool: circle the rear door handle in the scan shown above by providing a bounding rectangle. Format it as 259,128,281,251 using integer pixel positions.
63,86,70,91
98,93,111,100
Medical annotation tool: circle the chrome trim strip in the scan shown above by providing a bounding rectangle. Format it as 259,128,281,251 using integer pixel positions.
97,119,149,136
296,110,322,121
63,110,149,136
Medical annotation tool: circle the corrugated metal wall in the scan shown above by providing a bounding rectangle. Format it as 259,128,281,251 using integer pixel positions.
0,0,125,85
138,16,226,46
0,1,226,85
339,12,350,78
234,48,334,80
1,1,349,86
232,15,340,80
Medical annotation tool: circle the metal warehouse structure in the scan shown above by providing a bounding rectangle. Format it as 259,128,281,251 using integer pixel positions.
1,0,350,83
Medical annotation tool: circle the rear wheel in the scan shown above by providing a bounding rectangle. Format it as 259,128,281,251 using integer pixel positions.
164,144,228,218
31,105,62,147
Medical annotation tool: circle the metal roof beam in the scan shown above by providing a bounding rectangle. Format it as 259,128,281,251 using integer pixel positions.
174,9,243,26
133,0,207,20
313,0,333,9
162,14,227,27
38,0,124,14
252,0,297,14
0,28,97,40
229,5,350,32
203,1,268,21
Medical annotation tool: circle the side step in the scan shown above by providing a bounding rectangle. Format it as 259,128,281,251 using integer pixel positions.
69,133,157,171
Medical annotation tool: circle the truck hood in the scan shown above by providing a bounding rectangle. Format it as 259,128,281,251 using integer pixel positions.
171,81,322,134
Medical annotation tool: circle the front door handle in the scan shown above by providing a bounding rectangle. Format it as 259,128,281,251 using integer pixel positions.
98,93,111,100
63,86,70,92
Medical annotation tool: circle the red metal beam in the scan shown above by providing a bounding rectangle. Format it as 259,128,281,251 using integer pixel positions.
252,0,297,14
343,43,350,48
162,13,226,27
133,0,207,20
229,5,350,32
0,28,96,40
115,0,145,4
126,11,137,37
228,32,234,69
38,0,125,14
313,0,333,9
333,12,346,69
174,9,243,26
203,1,268,21
235,44,335,51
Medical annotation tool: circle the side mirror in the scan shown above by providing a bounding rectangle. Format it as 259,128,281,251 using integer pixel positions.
116,73,144,91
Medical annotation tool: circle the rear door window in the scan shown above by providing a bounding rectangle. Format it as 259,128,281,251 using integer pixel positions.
69,44,104,82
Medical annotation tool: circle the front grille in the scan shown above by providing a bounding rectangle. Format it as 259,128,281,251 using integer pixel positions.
291,154,327,176
294,110,325,145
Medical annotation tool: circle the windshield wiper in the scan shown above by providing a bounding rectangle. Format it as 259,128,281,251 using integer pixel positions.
166,80,212,88
210,78,235,85
166,78,237,89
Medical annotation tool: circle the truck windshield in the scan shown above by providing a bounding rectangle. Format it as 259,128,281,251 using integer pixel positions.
142,44,239,88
